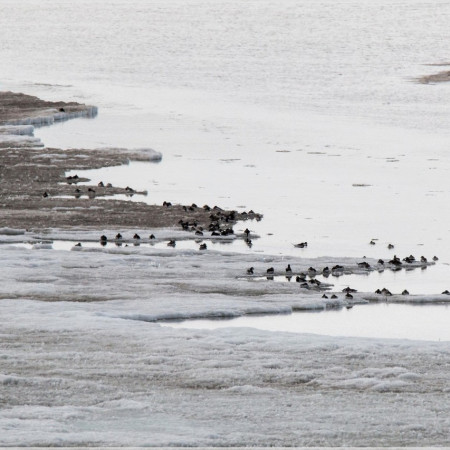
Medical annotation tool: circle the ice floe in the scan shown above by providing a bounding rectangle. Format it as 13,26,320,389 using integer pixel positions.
0,124,34,135
5,106,98,127
0,134,43,148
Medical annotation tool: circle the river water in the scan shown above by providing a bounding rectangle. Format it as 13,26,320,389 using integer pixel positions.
163,302,450,342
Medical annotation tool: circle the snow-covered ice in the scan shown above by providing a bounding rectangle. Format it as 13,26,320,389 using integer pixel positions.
0,242,449,445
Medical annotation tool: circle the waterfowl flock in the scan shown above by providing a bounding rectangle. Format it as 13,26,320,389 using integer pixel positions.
62,175,148,199
69,212,446,301
242,253,445,301
64,201,263,253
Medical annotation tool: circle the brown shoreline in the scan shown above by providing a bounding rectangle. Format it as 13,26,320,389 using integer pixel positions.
417,69,450,84
0,91,258,231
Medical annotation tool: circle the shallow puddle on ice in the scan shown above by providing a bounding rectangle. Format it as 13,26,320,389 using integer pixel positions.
162,302,450,342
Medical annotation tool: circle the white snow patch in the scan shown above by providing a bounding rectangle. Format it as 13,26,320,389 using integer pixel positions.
96,146,162,161
32,243,53,250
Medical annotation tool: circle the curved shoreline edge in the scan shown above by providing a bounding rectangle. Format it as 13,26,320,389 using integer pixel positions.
0,91,251,230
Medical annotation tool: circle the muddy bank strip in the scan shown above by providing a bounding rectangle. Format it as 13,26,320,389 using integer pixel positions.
0,91,258,230
416,63,450,84
0,90,97,125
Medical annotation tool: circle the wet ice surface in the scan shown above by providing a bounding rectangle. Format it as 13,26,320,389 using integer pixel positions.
3,236,449,295
2,0,450,445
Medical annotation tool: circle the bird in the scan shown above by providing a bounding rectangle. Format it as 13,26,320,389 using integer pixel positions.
66,174,79,183
133,233,140,239
42,192,49,198
98,181,104,187
116,233,122,239
167,240,176,247
389,255,402,266
247,267,254,275
266,267,274,274
149,234,156,239
199,243,207,250
244,228,250,238
388,243,395,249
370,240,376,245
433,256,439,261
342,287,357,293
402,290,409,295
294,242,307,248
286,264,292,273
322,294,328,299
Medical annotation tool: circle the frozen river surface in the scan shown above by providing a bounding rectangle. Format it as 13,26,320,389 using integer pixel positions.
1,0,450,446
